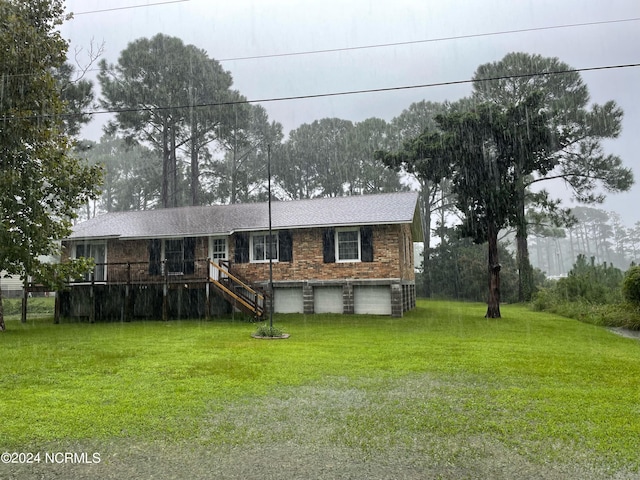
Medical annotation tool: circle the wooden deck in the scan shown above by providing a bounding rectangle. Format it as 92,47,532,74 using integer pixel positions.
26,259,267,323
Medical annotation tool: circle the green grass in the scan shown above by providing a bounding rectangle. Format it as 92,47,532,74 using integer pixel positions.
2,296,55,319
1,299,639,477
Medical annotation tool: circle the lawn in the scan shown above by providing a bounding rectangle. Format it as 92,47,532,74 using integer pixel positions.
1,299,639,479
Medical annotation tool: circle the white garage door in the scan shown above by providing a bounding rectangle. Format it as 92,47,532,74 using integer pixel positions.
313,287,343,314
273,288,304,313
354,286,391,315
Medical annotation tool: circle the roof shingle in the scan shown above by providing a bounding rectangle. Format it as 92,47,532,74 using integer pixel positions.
68,191,422,241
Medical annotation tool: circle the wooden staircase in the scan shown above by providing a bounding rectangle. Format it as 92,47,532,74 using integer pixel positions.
208,260,266,319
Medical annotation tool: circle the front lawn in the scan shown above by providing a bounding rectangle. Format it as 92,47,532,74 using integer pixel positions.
0,300,638,479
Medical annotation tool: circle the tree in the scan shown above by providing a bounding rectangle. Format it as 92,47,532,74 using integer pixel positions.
274,118,353,199
273,123,321,199
53,40,103,139
383,101,456,296
428,234,519,303
275,117,400,201
472,52,633,301
98,34,237,208
210,103,284,204
345,118,403,195
383,94,554,317
442,95,555,317
83,135,162,212
53,62,95,138
0,0,102,330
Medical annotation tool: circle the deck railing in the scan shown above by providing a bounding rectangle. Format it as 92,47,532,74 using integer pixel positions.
50,258,266,319
64,258,212,285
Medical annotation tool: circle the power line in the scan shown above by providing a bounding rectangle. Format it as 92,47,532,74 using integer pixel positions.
5,62,638,122
245,63,640,106
71,0,190,16
219,17,640,62
7,14,637,81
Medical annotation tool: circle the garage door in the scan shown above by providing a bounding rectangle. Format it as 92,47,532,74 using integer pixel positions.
354,286,391,315
273,288,304,313
313,287,343,314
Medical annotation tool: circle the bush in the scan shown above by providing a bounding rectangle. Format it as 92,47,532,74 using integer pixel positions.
2,297,55,316
253,323,284,337
622,265,640,306
554,255,623,304
530,255,640,330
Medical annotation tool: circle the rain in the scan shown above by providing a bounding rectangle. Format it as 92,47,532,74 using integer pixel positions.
2,0,640,478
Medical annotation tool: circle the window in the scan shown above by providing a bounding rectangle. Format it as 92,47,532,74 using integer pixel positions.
405,233,412,267
148,238,195,275
336,229,360,262
251,233,278,262
165,239,184,274
323,227,373,264
211,238,227,259
75,242,106,281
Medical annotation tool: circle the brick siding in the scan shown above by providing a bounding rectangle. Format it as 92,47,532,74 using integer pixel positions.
62,224,414,285
231,225,415,283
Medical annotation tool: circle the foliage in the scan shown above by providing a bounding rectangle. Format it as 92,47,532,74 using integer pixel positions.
472,52,633,201
472,52,634,301
444,95,553,316
529,207,640,276
531,289,640,330
83,134,162,212
379,101,458,297
210,104,284,204
379,93,555,317
0,0,103,330
98,33,238,207
622,265,640,306
274,117,402,199
253,322,284,337
2,297,55,317
555,254,623,304
424,237,520,303
53,61,95,138
1,301,639,476
530,255,640,329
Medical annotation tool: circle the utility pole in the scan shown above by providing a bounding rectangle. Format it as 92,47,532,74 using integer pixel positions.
267,144,274,329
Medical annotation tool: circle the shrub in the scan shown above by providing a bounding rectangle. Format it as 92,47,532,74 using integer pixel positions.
530,255,640,330
622,265,640,306
253,323,284,337
554,254,623,304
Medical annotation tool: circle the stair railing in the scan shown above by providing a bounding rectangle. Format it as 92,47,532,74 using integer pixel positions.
208,260,265,317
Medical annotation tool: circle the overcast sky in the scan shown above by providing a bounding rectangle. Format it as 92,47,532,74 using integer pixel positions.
61,0,640,225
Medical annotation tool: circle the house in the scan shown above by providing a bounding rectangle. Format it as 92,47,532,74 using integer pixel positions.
1,272,23,299
55,191,422,321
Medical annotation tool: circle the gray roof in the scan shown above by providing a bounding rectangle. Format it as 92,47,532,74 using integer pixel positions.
67,191,423,241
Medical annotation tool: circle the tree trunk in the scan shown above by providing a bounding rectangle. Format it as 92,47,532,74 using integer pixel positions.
162,122,170,208
486,222,501,318
419,180,432,297
230,127,237,204
0,285,5,331
568,228,576,265
190,126,199,206
514,172,534,302
516,230,534,302
170,123,178,207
